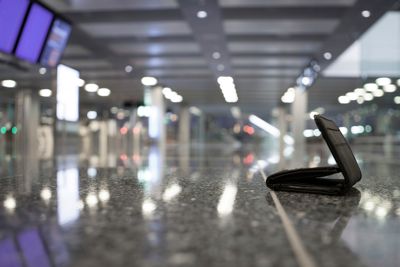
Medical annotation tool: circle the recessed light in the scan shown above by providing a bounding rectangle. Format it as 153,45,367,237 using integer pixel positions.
364,83,378,91
39,67,47,75
97,88,111,97
212,52,221,59
323,52,332,60
197,10,207,18
383,84,396,93
1,80,17,88
141,76,158,86
85,83,99,92
77,78,85,87
39,89,52,97
362,10,371,18
87,111,97,120
394,96,400,104
364,93,374,101
338,96,350,104
125,65,133,73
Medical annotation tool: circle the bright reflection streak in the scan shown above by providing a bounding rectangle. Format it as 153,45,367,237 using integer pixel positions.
57,169,80,226
98,189,110,203
249,115,293,145
217,183,238,217
3,196,16,210
163,184,182,202
142,199,156,216
40,187,52,201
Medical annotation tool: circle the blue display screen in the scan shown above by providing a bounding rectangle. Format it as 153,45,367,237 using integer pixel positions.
0,0,30,54
15,3,54,63
40,19,72,67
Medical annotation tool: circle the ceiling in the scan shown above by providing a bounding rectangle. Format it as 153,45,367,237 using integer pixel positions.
0,0,399,118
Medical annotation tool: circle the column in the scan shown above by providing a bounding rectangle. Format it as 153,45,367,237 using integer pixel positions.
291,87,308,167
148,86,166,146
178,106,191,144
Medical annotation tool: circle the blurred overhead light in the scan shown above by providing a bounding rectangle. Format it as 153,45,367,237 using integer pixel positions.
162,87,172,96
197,10,207,18
372,89,384,97
141,76,157,86
397,79,400,87
362,10,371,18
281,87,295,103
125,65,133,73
354,88,365,95
1,80,17,88
383,84,396,93
85,83,99,92
87,111,97,120
301,76,313,87
364,83,378,91
323,52,332,60
217,76,233,85
39,89,52,97
77,78,85,87
97,88,111,97
346,92,358,101
376,77,391,86
394,96,400,104
39,67,47,75
217,64,225,71
364,93,374,101
357,97,364,104
212,52,221,59
338,96,350,104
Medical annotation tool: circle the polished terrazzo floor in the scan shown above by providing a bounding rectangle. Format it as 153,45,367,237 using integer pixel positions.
0,142,399,267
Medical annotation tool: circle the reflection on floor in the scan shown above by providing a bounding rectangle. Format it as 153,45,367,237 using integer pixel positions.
0,142,399,267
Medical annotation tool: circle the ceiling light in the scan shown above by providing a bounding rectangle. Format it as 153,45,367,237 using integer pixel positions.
323,52,332,60
364,83,378,91
346,92,358,101
39,67,47,75
362,10,371,18
301,76,313,87
1,80,17,88
141,76,157,86
162,87,172,96
85,83,99,92
357,97,364,104
212,52,221,59
354,88,365,95
376,77,391,86
338,96,350,104
217,76,234,85
171,94,183,103
372,89,384,97
364,93,374,101
394,96,400,104
87,111,97,120
39,89,52,97
97,88,111,97
383,84,396,93
125,65,133,73
77,78,85,87
197,10,207,18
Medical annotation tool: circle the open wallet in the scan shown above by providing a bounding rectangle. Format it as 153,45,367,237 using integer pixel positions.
266,115,362,195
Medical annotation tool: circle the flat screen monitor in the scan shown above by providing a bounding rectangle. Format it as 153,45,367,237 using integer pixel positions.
40,18,72,67
0,0,30,54
15,3,53,64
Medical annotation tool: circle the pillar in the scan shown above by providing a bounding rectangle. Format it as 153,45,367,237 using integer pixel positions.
291,87,308,167
179,106,191,144
148,86,166,146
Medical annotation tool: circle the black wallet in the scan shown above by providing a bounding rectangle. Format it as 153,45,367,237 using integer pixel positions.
266,115,362,195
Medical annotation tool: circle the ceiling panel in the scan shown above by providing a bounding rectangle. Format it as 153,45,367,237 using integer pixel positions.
79,21,192,38
232,57,309,66
110,42,201,55
228,41,321,53
130,57,207,68
224,19,339,35
219,0,357,7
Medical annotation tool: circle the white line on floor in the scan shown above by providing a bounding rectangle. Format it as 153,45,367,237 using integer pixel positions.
259,167,317,267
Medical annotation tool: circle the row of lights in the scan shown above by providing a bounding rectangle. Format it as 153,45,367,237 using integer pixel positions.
217,76,238,103
338,78,399,105
141,76,184,103
303,125,372,138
